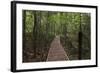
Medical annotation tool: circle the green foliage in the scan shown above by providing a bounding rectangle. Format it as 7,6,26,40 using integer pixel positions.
25,10,33,33
23,10,91,62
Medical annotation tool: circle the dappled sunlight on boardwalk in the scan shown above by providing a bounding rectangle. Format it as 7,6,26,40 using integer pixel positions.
47,36,69,61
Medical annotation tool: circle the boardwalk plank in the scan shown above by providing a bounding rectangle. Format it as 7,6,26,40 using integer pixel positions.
47,36,69,61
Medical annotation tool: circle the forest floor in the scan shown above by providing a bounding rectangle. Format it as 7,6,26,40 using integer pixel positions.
47,35,69,61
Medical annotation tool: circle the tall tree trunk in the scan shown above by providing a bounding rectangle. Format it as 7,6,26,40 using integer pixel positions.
33,11,36,58
33,11,42,60
78,13,82,60
23,10,26,62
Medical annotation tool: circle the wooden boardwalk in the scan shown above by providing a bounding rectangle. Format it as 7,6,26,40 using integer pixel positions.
47,36,69,61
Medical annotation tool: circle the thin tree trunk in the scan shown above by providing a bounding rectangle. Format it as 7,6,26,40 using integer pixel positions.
33,11,37,58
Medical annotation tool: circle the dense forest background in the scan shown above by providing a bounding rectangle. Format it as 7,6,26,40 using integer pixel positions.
22,10,91,62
